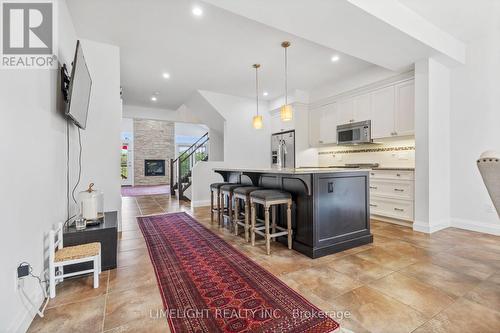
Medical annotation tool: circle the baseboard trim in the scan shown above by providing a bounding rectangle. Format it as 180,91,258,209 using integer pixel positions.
451,218,500,236
412,219,450,233
191,200,211,208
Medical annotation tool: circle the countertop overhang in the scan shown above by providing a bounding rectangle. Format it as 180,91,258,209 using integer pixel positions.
213,167,371,174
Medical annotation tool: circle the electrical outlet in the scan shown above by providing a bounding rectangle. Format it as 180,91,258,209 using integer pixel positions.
398,152,409,160
17,264,29,278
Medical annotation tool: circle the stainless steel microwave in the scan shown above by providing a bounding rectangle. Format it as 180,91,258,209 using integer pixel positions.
337,120,372,145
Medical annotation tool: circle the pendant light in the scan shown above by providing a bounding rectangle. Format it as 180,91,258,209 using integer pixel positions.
280,41,293,122
252,64,263,129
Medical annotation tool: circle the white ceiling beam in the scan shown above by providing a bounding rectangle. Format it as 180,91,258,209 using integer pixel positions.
202,0,465,70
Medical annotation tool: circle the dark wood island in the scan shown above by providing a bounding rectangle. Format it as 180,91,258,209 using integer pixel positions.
214,168,373,258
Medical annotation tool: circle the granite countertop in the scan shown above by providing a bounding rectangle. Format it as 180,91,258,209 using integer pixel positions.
213,167,371,175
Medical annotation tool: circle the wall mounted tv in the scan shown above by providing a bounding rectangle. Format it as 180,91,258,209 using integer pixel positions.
65,40,92,129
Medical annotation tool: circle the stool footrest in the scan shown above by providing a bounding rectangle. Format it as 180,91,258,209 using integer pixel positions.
254,230,289,238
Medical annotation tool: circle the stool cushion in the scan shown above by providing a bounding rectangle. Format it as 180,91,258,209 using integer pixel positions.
250,190,292,201
233,186,261,196
220,184,248,192
210,182,231,189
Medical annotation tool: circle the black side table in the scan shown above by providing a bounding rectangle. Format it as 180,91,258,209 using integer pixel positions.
63,211,118,272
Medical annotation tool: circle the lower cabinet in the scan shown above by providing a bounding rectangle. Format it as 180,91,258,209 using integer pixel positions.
369,170,415,223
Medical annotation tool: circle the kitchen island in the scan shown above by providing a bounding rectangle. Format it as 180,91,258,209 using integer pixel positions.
214,167,373,258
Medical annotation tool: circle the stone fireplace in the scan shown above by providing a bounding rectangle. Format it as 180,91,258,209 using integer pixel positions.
134,118,174,185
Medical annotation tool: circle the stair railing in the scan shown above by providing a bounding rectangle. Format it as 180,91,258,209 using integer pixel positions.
170,132,209,200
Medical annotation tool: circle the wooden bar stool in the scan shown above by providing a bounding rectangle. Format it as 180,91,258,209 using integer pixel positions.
250,190,293,255
210,182,230,225
220,184,249,229
233,186,261,241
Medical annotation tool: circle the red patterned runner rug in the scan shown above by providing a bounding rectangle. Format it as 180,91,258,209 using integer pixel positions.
137,212,340,333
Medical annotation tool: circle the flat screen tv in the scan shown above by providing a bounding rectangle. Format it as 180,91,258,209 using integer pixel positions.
65,40,92,129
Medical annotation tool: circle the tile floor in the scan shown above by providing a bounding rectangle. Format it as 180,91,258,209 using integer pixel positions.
28,194,500,333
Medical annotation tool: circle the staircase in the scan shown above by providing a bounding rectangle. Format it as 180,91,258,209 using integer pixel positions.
170,132,209,201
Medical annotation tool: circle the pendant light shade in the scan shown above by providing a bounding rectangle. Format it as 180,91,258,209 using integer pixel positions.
252,64,263,129
252,115,263,129
280,41,293,122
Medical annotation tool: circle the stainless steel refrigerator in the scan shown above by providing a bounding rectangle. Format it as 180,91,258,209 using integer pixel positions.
271,130,295,169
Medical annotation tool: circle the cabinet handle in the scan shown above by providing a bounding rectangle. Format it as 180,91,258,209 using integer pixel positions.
319,140,324,144
370,173,375,176
394,131,398,136
396,173,401,177
394,188,404,192
394,208,404,212
370,204,377,207
370,186,378,190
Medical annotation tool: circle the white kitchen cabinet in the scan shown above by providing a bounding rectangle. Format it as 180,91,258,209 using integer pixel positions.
371,86,395,139
319,103,337,144
308,78,415,146
336,94,371,125
337,99,354,125
353,94,371,122
395,81,415,136
308,106,322,146
308,103,337,146
370,169,415,223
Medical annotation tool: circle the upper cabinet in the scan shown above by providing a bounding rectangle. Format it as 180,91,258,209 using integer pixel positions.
309,103,337,145
371,86,395,139
394,81,415,136
308,78,415,147
336,94,371,125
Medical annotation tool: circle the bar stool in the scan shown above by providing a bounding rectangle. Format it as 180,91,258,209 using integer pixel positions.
250,190,293,255
233,186,261,241
220,184,249,229
210,182,230,225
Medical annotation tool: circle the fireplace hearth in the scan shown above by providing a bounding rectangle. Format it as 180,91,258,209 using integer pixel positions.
145,159,165,176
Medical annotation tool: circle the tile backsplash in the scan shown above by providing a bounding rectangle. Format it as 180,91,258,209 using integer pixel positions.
318,138,415,168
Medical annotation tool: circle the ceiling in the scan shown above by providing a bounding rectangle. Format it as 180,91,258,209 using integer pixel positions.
398,0,500,42
66,0,377,110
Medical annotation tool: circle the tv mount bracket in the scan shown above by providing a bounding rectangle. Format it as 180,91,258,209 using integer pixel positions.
60,63,71,103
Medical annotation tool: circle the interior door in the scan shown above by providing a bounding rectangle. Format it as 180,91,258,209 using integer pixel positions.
121,133,133,186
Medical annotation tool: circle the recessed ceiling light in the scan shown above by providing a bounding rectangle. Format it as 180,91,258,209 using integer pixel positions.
151,96,157,102
192,6,203,17
162,72,170,79
263,91,269,97
331,55,340,62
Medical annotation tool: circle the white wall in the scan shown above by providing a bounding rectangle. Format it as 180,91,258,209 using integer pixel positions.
122,104,200,123
200,91,271,168
0,1,122,331
191,161,226,207
175,122,207,138
449,30,500,234
413,58,451,233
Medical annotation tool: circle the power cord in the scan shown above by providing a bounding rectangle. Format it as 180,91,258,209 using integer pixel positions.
17,262,50,318
64,124,83,228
